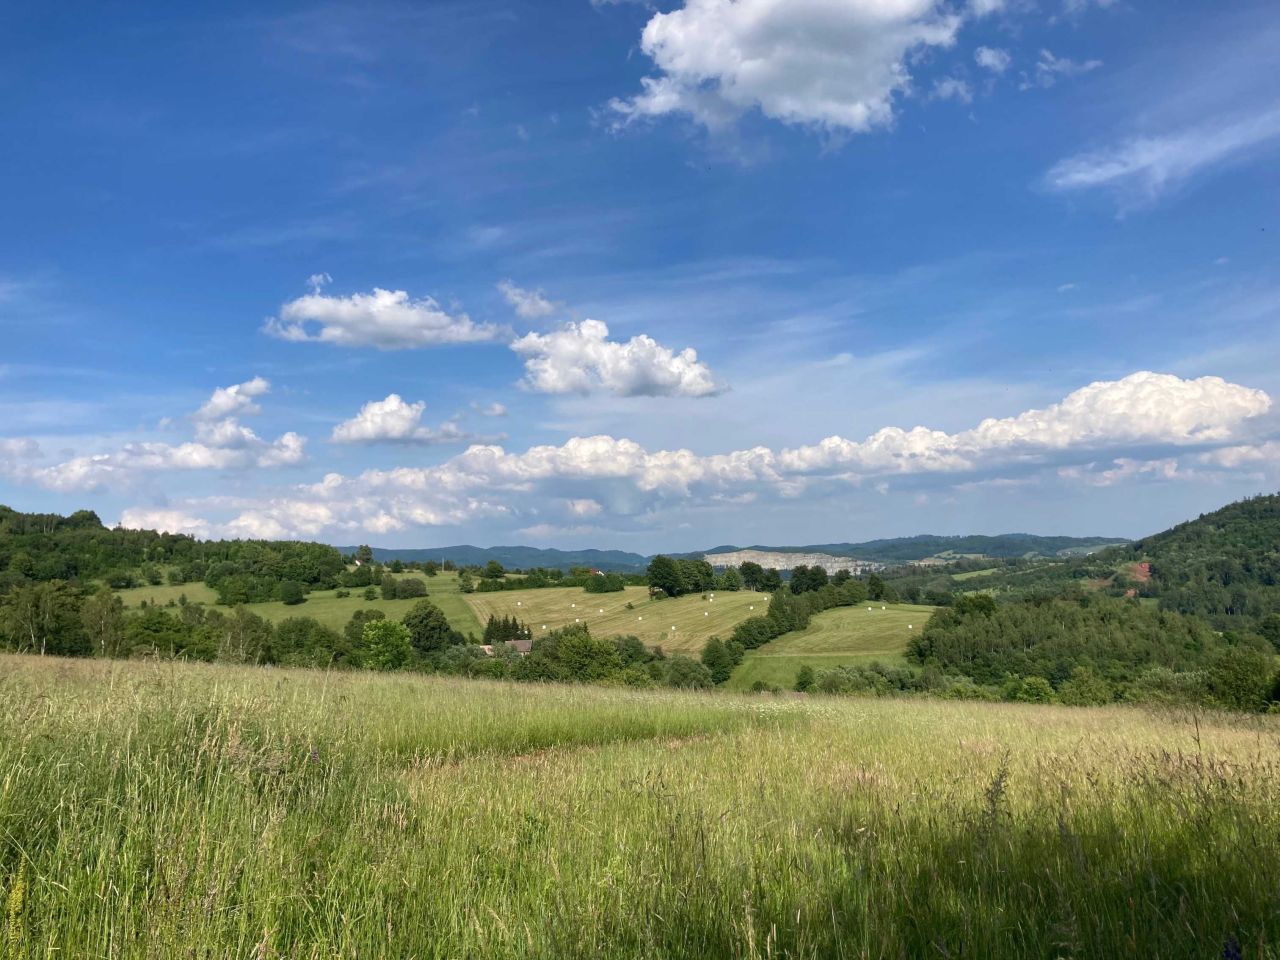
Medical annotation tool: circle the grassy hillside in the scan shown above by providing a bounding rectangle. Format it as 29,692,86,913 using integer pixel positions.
247,586,484,637
464,585,767,654
115,580,219,607
726,602,933,690
115,572,485,638
2,654,1277,957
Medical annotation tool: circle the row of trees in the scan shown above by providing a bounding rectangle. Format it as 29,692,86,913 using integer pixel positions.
0,579,467,666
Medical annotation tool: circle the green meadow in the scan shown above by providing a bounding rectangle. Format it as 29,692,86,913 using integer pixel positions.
726,603,933,691
2,654,1277,959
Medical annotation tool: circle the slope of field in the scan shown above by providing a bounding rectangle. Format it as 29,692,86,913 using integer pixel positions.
465,586,767,653
726,602,934,690
247,587,484,637
116,573,484,638
115,581,219,607
2,654,1277,958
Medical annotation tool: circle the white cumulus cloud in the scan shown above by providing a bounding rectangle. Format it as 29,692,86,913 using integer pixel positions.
510,319,723,398
610,0,964,134
195,376,271,421
264,285,501,349
331,394,479,445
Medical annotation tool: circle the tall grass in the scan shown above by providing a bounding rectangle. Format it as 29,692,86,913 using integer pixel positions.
1,653,1277,958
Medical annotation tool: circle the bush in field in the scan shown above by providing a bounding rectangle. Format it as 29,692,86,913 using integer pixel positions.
700,637,737,685
663,655,714,689
1011,676,1057,704
1204,646,1278,712
363,619,412,671
272,617,343,668
1057,666,1114,706
278,581,306,605
395,578,426,600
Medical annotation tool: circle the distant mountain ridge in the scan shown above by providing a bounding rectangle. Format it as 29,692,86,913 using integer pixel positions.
332,544,651,572
744,534,1129,563
335,533,1126,572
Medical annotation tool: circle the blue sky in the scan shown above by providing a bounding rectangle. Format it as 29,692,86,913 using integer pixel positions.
1,0,1278,550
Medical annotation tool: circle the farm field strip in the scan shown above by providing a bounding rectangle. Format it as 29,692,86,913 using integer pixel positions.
464,585,768,653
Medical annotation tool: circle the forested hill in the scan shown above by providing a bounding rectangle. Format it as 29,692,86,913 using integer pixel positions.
1115,493,1280,629
0,504,345,591
698,534,1126,563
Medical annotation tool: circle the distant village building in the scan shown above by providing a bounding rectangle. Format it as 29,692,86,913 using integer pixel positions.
703,549,883,575
476,638,533,657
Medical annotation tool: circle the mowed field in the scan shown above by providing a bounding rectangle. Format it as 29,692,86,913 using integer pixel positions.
2,654,1278,958
726,602,935,691
117,572,485,637
465,585,768,653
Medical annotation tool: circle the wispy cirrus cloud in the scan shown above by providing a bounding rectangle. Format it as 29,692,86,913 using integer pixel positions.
1045,107,1280,207
497,279,559,319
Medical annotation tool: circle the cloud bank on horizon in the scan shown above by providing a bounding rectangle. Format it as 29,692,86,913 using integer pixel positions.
6,368,1266,542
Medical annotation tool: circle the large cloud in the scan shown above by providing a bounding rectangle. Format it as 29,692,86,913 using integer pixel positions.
331,394,479,445
511,319,723,397
264,286,501,349
610,0,965,133
125,371,1271,539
